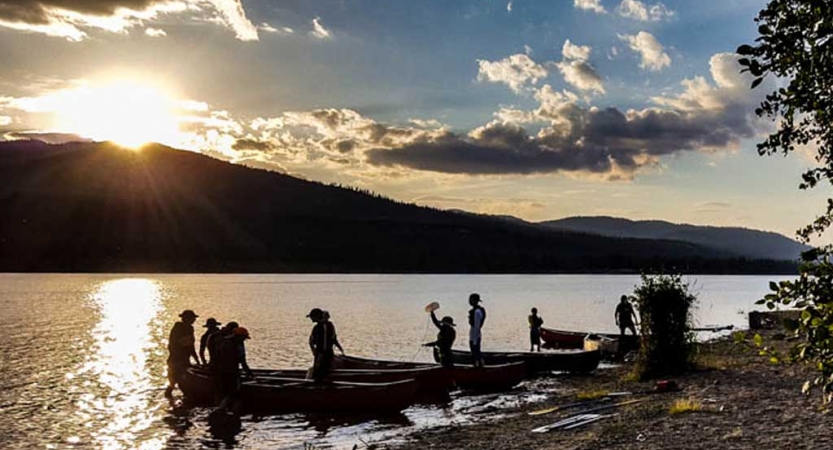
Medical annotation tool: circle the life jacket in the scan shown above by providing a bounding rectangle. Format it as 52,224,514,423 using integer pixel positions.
468,306,486,328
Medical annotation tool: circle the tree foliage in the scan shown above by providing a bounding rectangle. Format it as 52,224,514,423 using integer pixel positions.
740,0,833,401
632,273,697,379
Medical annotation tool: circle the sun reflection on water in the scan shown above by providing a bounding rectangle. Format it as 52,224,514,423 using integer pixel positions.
74,278,166,450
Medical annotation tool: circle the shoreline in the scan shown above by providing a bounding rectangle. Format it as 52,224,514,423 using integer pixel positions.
393,331,833,449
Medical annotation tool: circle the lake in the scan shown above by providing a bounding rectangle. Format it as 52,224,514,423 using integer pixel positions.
0,273,784,449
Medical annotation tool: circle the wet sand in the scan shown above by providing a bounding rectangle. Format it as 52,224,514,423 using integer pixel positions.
395,331,833,450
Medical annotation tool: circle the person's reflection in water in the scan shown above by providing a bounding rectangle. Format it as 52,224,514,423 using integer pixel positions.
166,309,200,398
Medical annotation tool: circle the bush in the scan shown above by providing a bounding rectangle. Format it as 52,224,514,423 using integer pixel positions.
632,273,697,379
758,252,833,402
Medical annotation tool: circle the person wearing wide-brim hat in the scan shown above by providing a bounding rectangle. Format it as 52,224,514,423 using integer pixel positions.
165,309,200,398
423,303,457,368
199,318,222,366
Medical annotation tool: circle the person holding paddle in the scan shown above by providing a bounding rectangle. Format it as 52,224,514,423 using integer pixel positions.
423,302,456,367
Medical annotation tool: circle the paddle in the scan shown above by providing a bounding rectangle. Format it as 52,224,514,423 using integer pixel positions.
531,399,644,433
527,392,633,416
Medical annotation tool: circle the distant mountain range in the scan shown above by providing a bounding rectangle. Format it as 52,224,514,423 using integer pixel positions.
0,140,797,273
538,216,809,261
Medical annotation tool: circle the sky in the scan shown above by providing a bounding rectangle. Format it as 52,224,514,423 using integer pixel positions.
0,0,827,241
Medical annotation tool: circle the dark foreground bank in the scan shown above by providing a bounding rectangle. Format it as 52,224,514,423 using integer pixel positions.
394,331,833,450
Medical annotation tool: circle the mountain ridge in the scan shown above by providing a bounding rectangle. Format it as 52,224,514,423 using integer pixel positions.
538,216,808,261
0,140,797,274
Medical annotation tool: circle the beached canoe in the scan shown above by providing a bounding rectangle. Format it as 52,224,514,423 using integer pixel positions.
443,349,601,374
540,327,640,353
331,355,527,391
252,366,453,400
181,368,418,414
331,354,434,370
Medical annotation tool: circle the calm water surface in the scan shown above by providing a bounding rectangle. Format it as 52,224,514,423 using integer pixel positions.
0,274,783,449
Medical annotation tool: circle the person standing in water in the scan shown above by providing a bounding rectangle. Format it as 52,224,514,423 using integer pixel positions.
165,309,200,398
615,295,639,337
215,326,254,414
468,293,486,367
424,310,456,367
199,317,222,366
528,308,544,352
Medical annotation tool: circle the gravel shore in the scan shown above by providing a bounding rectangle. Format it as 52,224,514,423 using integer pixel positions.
395,331,833,450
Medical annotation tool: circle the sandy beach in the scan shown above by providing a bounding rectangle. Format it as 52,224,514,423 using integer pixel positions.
396,331,833,450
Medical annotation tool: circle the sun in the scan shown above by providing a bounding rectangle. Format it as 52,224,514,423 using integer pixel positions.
51,79,181,149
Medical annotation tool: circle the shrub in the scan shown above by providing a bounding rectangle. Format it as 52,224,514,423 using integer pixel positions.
632,273,697,379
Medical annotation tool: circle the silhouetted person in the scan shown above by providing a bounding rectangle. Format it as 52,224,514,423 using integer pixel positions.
199,318,222,365
423,311,457,367
468,293,486,367
528,307,544,352
308,308,341,380
615,295,638,337
215,327,254,414
208,321,238,372
166,309,200,398
322,310,345,355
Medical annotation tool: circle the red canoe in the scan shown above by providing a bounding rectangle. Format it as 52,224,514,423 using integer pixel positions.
181,367,419,414
331,354,527,392
252,366,453,400
540,327,639,351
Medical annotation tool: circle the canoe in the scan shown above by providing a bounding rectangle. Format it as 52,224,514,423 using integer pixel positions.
449,362,527,391
583,335,619,357
331,354,434,370
443,349,600,374
540,327,640,354
331,355,527,391
181,368,418,414
251,366,453,400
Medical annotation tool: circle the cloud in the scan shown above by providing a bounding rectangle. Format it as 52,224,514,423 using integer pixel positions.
0,0,259,41
408,118,445,129
561,40,592,62
2,131,91,144
555,40,605,95
619,31,670,71
574,0,606,14
310,17,331,39
0,53,769,184
477,53,548,94
0,115,11,126
618,0,675,22
364,53,768,178
144,27,165,37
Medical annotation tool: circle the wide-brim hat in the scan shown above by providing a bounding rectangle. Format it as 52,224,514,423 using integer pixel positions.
179,310,198,319
203,318,221,327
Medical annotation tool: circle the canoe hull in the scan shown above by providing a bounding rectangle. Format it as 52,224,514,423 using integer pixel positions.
181,368,418,414
540,327,639,356
331,355,526,391
254,366,453,400
444,349,600,374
